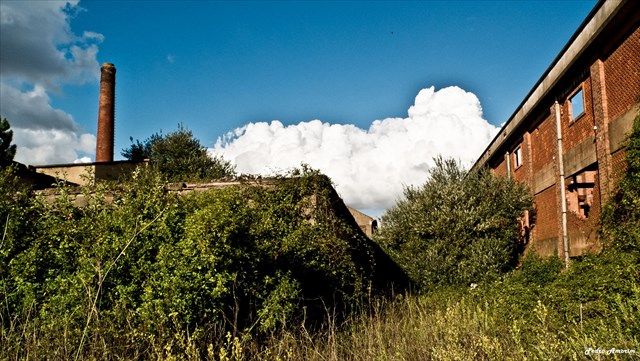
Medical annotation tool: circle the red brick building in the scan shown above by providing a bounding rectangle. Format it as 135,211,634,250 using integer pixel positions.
471,0,639,262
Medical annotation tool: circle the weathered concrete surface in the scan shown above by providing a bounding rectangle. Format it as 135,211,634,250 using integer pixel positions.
347,206,378,238
609,103,639,153
34,161,142,186
563,136,597,177
533,162,555,195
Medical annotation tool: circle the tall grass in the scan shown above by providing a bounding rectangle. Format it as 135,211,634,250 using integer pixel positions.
6,250,634,360
253,252,639,360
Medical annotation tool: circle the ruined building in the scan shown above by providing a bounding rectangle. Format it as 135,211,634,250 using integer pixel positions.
32,63,379,236
347,206,378,238
471,0,639,260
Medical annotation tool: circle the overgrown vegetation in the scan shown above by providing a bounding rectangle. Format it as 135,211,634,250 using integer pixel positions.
601,113,640,252
248,251,639,360
376,157,532,289
2,115,638,359
238,125,640,358
257,121,639,360
0,167,403,359
122,125,235,181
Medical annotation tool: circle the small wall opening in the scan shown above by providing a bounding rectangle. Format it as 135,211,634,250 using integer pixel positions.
370,220,378,234
569,86,585,121
513,146,523,168
566,164,597,219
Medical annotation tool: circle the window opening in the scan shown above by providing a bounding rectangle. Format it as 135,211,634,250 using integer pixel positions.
570,87,585,121
514,146,523,168
566,165,596,219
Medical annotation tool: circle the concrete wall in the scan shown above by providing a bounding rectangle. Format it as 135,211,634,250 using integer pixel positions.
347,207,378,238
35,164,93,186
35,161,143,186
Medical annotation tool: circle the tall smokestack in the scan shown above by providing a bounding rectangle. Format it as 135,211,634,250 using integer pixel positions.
96,62,116,162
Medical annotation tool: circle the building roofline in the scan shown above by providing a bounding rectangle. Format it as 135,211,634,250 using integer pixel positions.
347,206,376,221
32,159,144,169
471,0,625,172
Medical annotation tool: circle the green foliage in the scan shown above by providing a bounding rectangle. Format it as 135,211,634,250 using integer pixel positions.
512,252,563,286
255,249,640,360
376,157,533,289
122,125,235,181
601,113,640,252
5,115,638,359
121,133,160,162
1,117,17,167
0,166,396,358
0,167,33,316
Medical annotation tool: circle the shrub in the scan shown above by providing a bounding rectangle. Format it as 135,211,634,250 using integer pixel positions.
601,113,640,252
0,167,402,358
122,125,235,181
514,252,563,286
376,157,532,289
255,250,640,361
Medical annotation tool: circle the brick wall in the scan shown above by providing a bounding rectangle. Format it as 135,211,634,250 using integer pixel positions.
604,27,640,121
610,148,628,187
565,170,602,255
556,74,601,251
481,5,638,259
561,78,596,152
531,113,556,173
493,157,507,177
531,187,559,256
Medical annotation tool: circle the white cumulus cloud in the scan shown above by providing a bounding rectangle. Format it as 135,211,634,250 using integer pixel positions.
13,128,95,165
0,0,102,165
0,83,77,131
211,86,499,213
0,0,101,86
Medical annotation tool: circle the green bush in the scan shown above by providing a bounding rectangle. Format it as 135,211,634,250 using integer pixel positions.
601,113,640,252
376,157,532,289
514,253,563,286
122,125,235,181
256,250,639,361
0,167,400,358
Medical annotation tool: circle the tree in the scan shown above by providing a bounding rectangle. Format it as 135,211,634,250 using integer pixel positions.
376,157,533,289
121,134,159,162
122,125,235,181
1,117,17,167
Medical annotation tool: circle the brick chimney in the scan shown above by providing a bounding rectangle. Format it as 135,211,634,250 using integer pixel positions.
96,63,116,162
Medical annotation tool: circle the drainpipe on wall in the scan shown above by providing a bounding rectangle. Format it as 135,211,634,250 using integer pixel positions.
554,100,570,268
505,152,512,180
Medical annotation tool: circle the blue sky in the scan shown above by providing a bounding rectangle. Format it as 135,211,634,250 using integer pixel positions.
55,0,595,152
1,0,596,212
